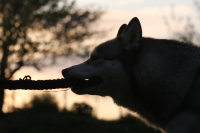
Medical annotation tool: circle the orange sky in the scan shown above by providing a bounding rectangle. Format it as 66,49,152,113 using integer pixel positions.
3,0,199,120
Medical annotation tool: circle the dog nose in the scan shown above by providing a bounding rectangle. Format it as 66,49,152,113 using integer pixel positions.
62,68,69,78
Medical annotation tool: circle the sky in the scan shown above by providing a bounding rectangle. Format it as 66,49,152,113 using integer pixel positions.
77,0,194,11
3,0,200,120
73,0,199,48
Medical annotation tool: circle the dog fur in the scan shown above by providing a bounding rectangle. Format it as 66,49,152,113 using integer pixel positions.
62,17,200,133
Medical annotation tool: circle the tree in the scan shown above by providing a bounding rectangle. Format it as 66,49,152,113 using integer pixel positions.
164,0,200,45
0,0,103,114
72,102,93,116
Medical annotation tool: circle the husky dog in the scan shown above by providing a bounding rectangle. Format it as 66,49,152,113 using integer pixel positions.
62,17,200,133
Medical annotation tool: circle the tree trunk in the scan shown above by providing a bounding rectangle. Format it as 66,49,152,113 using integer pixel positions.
0,43,9,115
0,89,4,115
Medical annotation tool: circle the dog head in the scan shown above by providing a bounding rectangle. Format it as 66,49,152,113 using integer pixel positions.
62,17,142,97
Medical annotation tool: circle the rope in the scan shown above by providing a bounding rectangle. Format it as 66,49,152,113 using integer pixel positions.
0,75,82,90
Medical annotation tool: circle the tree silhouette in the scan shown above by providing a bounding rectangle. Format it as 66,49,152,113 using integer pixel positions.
0,0,103,114
72,102,93,116
164,0,200,45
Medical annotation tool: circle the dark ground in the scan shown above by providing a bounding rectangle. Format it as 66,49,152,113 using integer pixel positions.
0,94,161,133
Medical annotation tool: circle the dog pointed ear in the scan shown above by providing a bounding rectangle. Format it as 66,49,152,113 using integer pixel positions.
121,17,142,50
117,24,127,37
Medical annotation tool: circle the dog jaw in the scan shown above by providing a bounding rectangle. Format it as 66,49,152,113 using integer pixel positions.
62,59,129,97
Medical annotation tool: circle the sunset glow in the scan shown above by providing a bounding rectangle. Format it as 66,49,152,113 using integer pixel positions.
2,0,199,120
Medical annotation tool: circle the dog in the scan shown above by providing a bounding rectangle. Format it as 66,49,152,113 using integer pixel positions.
62,17,200,133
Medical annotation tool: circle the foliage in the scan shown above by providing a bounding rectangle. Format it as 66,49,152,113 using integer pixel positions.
0,0,103,113
0,0,103,78
27,93,59,113
71,102,93,116
0,94,161,133
0,107,161,133
164,0,200,45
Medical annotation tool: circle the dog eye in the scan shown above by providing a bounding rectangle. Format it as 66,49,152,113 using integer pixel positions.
91,55,99,61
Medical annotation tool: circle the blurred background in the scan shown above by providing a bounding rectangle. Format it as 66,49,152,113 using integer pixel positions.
0,0,199,132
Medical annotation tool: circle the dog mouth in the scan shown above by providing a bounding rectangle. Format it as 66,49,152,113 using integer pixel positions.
70,76,103,92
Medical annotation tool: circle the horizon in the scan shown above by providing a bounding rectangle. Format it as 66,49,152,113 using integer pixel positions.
2,0,200,120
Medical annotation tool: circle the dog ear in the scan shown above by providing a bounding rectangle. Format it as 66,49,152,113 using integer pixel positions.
117,24,127,37
121,17,142,50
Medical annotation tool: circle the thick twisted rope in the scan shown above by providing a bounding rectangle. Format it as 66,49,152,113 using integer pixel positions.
0,75,79,90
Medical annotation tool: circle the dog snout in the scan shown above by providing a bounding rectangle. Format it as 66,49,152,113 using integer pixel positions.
62,68,69,78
